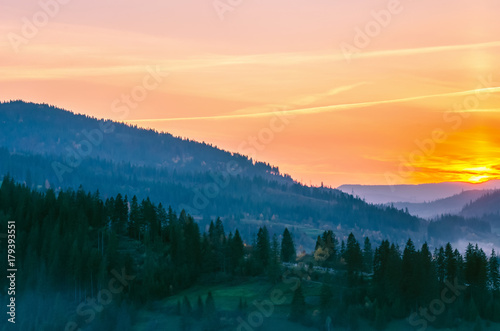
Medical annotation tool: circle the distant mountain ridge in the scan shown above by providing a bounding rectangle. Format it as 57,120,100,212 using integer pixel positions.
338,181,500,204
391,189,490,219
461,190,500,218
0,100,424,246
0,100,285,182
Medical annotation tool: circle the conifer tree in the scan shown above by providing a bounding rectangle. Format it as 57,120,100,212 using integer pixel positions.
269,234,281,282
363,237,373,273
489,249,500,291
255,227,271,268
345,233,363,274
281,228,296,263
230,229,244,273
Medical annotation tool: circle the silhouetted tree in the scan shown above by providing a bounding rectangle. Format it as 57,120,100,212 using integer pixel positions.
281,228,296,263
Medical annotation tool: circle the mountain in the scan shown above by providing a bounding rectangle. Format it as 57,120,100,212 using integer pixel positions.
338,181,500,204
391,189,489,219
0,100,284,181
461,190,500,218
0,100,424,246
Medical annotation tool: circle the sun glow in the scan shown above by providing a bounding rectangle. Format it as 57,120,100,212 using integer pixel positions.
467,174,491,183
463,166,495,183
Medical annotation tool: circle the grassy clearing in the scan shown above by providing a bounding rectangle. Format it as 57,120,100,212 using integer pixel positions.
132,276,500,330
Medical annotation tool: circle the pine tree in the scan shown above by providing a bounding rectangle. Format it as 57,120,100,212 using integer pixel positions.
322,230,337,265
268,234,281,282
113,193,128,235
255,227,271,268
419,242,436,304
184,216,202,280
281,228,296,263
489,249,500,291
345,233,363,274
156,203,167,240
386,244,402,303
476,245,489,289
401,238,417,310
444,242,457,282
436,246,446,283
215,217,225,243
128,195,140,239
340,240,346,260
363,237,373,273
315,235,323,252
230,229,244,273
373,240,391,301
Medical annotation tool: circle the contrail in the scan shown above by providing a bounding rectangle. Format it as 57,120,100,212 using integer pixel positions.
123,86,500,123
352,41,500,60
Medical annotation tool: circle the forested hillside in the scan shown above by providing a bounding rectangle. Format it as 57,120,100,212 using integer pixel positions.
461,190,500,218
1,176,499,330
0,101,425,246
390,190,488,219
0,100,282,180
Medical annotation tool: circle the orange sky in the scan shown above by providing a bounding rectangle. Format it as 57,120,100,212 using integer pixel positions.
1,0,500,187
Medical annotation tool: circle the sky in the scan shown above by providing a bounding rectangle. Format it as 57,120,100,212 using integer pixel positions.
1,0,500,187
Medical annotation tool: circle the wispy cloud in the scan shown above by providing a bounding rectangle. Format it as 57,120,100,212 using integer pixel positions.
351,41,500,60
231,82,369,115
124,86,500,123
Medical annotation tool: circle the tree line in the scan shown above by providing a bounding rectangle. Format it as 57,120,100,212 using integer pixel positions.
307,230,500,330
1,174,499,330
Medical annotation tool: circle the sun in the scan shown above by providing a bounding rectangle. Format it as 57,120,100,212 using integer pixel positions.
467,174,491,183
462,166,496,184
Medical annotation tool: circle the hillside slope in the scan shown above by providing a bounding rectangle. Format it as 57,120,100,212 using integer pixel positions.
461,190,500,218
391,189,489,219
0,100,285,181
338,181,500,204
0,101,423,243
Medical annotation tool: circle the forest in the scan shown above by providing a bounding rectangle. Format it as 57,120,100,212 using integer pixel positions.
1,175,499,330
1,101,496,252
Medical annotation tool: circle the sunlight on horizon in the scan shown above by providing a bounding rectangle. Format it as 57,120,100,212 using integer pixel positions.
1,0,500,186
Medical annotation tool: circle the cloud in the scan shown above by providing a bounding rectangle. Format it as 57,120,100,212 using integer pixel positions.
124,86,500,123
350,41,500,60
231,82,370,116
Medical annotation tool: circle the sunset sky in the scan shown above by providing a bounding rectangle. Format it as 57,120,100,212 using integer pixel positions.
2,0,500,187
